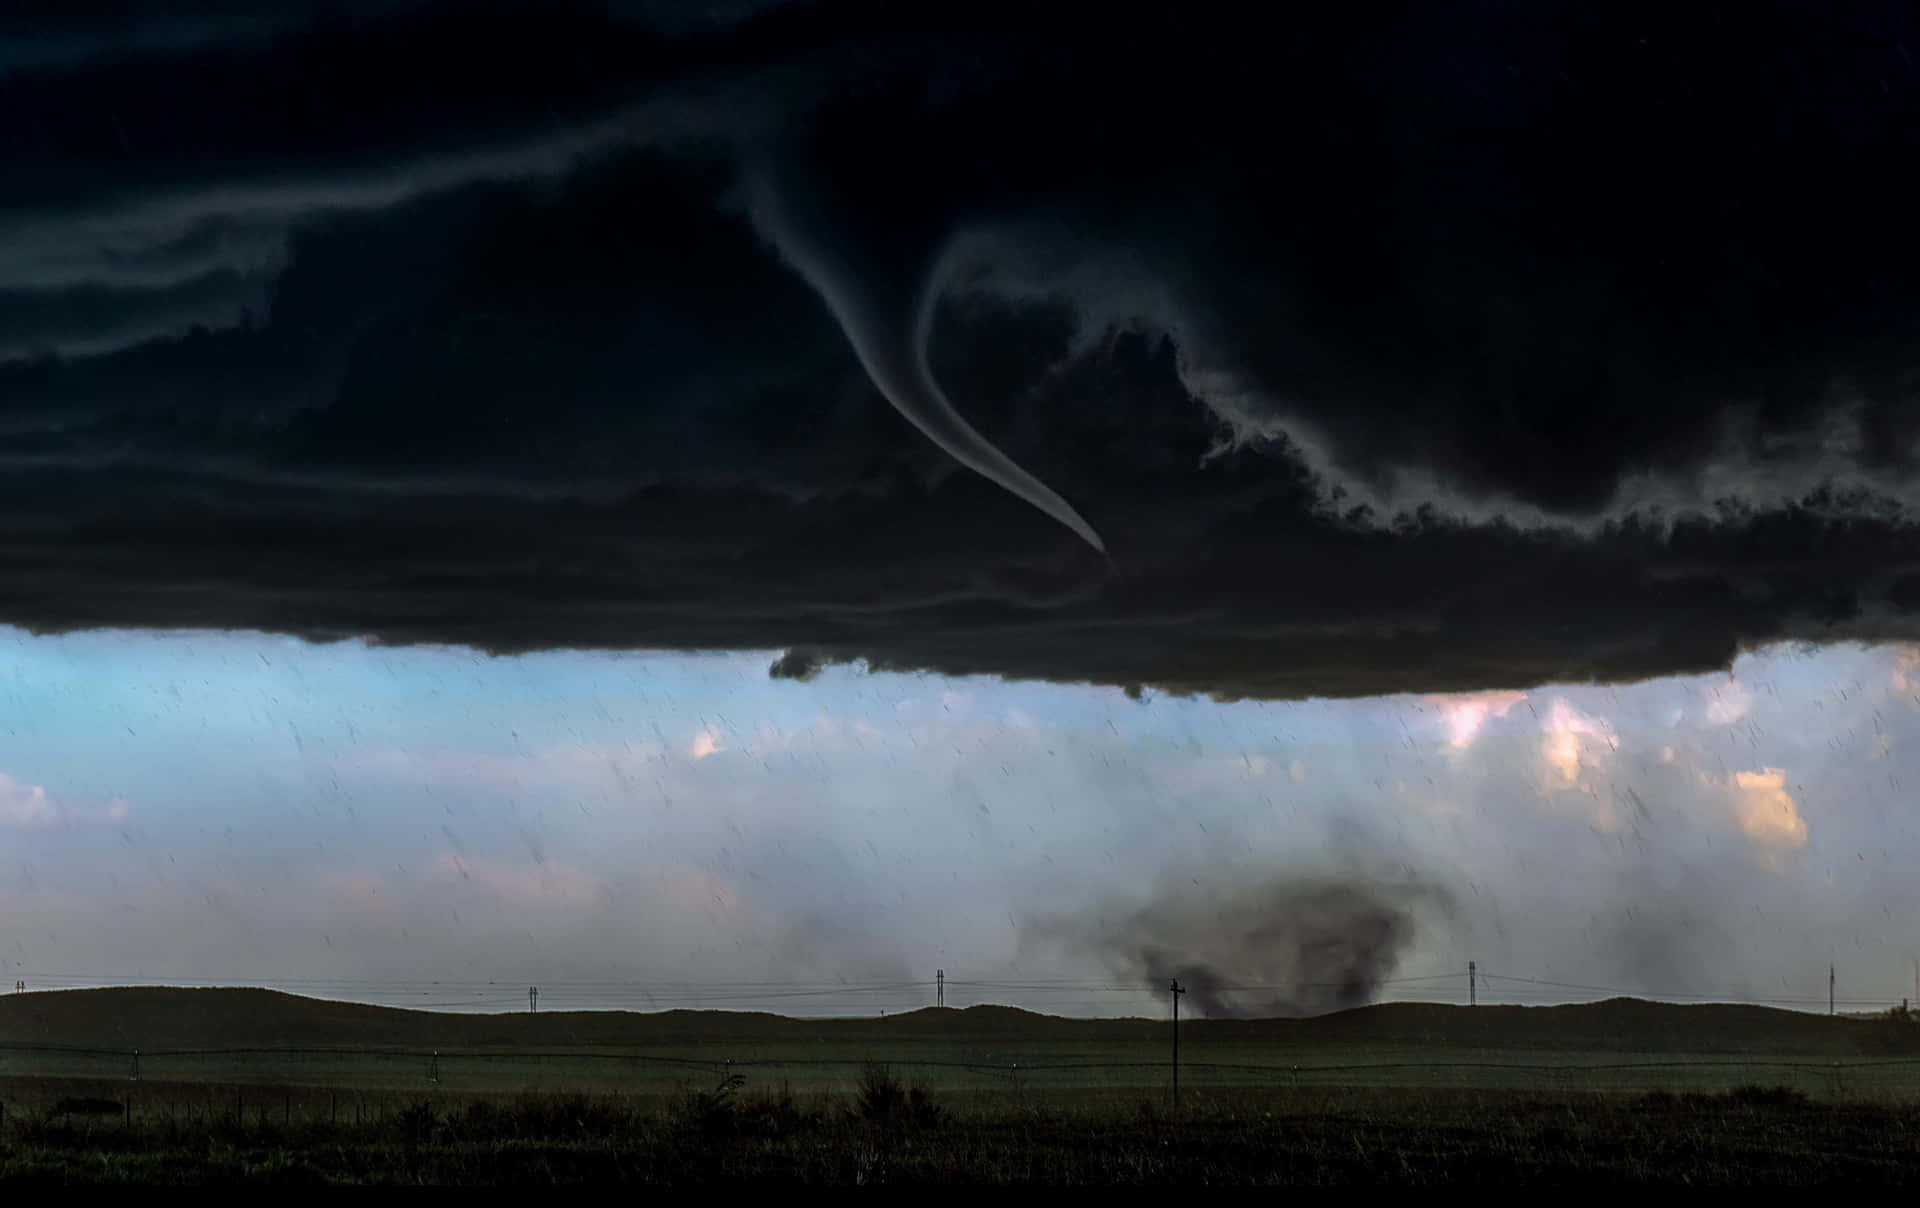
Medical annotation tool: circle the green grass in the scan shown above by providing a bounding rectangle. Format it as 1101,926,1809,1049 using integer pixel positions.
1,989,1916,1180
3,987,1908,1054
3,988,1916,1099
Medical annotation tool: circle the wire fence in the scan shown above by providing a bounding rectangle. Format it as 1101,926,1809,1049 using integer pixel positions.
4,1041,1920,1104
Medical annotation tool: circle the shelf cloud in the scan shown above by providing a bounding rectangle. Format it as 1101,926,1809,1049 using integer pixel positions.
4,1,1920,697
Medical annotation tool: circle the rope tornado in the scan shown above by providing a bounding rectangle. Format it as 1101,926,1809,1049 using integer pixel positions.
747,176,1108,555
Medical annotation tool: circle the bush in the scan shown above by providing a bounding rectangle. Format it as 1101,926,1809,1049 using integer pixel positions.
448,1093,638,1142
391,1099,439,1142
1721,1084,1812,1109
736,1085,822,1139
677,1072,747,1139
1638,1085,1811,1111
855,1064,942,1129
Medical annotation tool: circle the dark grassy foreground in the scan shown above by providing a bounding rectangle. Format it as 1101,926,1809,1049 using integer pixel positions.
4,991,1917,1181
2,1074,1918,1184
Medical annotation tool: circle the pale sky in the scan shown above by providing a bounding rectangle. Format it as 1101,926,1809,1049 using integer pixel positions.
2,628,1917,1017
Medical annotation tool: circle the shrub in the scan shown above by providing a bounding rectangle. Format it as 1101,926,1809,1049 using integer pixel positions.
677,1072,747,1139
1721,1084,1812,1109
391,1099,439,1142
456,1093,635,1142
855,1064,942,1129
1641,1085,1811,1111
736,1085,822,1139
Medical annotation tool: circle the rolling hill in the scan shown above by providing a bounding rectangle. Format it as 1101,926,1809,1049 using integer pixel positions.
0,988,1898,1057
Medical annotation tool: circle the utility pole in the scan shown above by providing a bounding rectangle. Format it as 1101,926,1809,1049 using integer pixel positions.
1170,978,1186,1109
1830,964,1835,1016
936,969,944,1009
529,986,538,1014
1469,961,1476,1007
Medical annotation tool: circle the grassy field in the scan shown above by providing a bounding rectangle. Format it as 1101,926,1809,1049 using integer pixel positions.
6,987,1903,1054
1,1078,1917,1184
2,987,1917,1098
1,989,1917,1181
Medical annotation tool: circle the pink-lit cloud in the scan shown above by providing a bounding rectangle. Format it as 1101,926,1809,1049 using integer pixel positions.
1531,697,1627,832
0,771,57,830
1427,689,1528,750
1541,697,1615,789
1730,768,1808,858
0,772,129,831
1892,646,1920,694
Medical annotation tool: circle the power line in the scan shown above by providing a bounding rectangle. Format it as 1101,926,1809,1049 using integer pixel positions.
12,968,1911,1017
1477,971,1903,1008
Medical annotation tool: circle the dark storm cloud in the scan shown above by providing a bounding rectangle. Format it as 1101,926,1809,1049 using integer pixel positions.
4,0,1920,696
0,267,273,361
0,2,309,74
